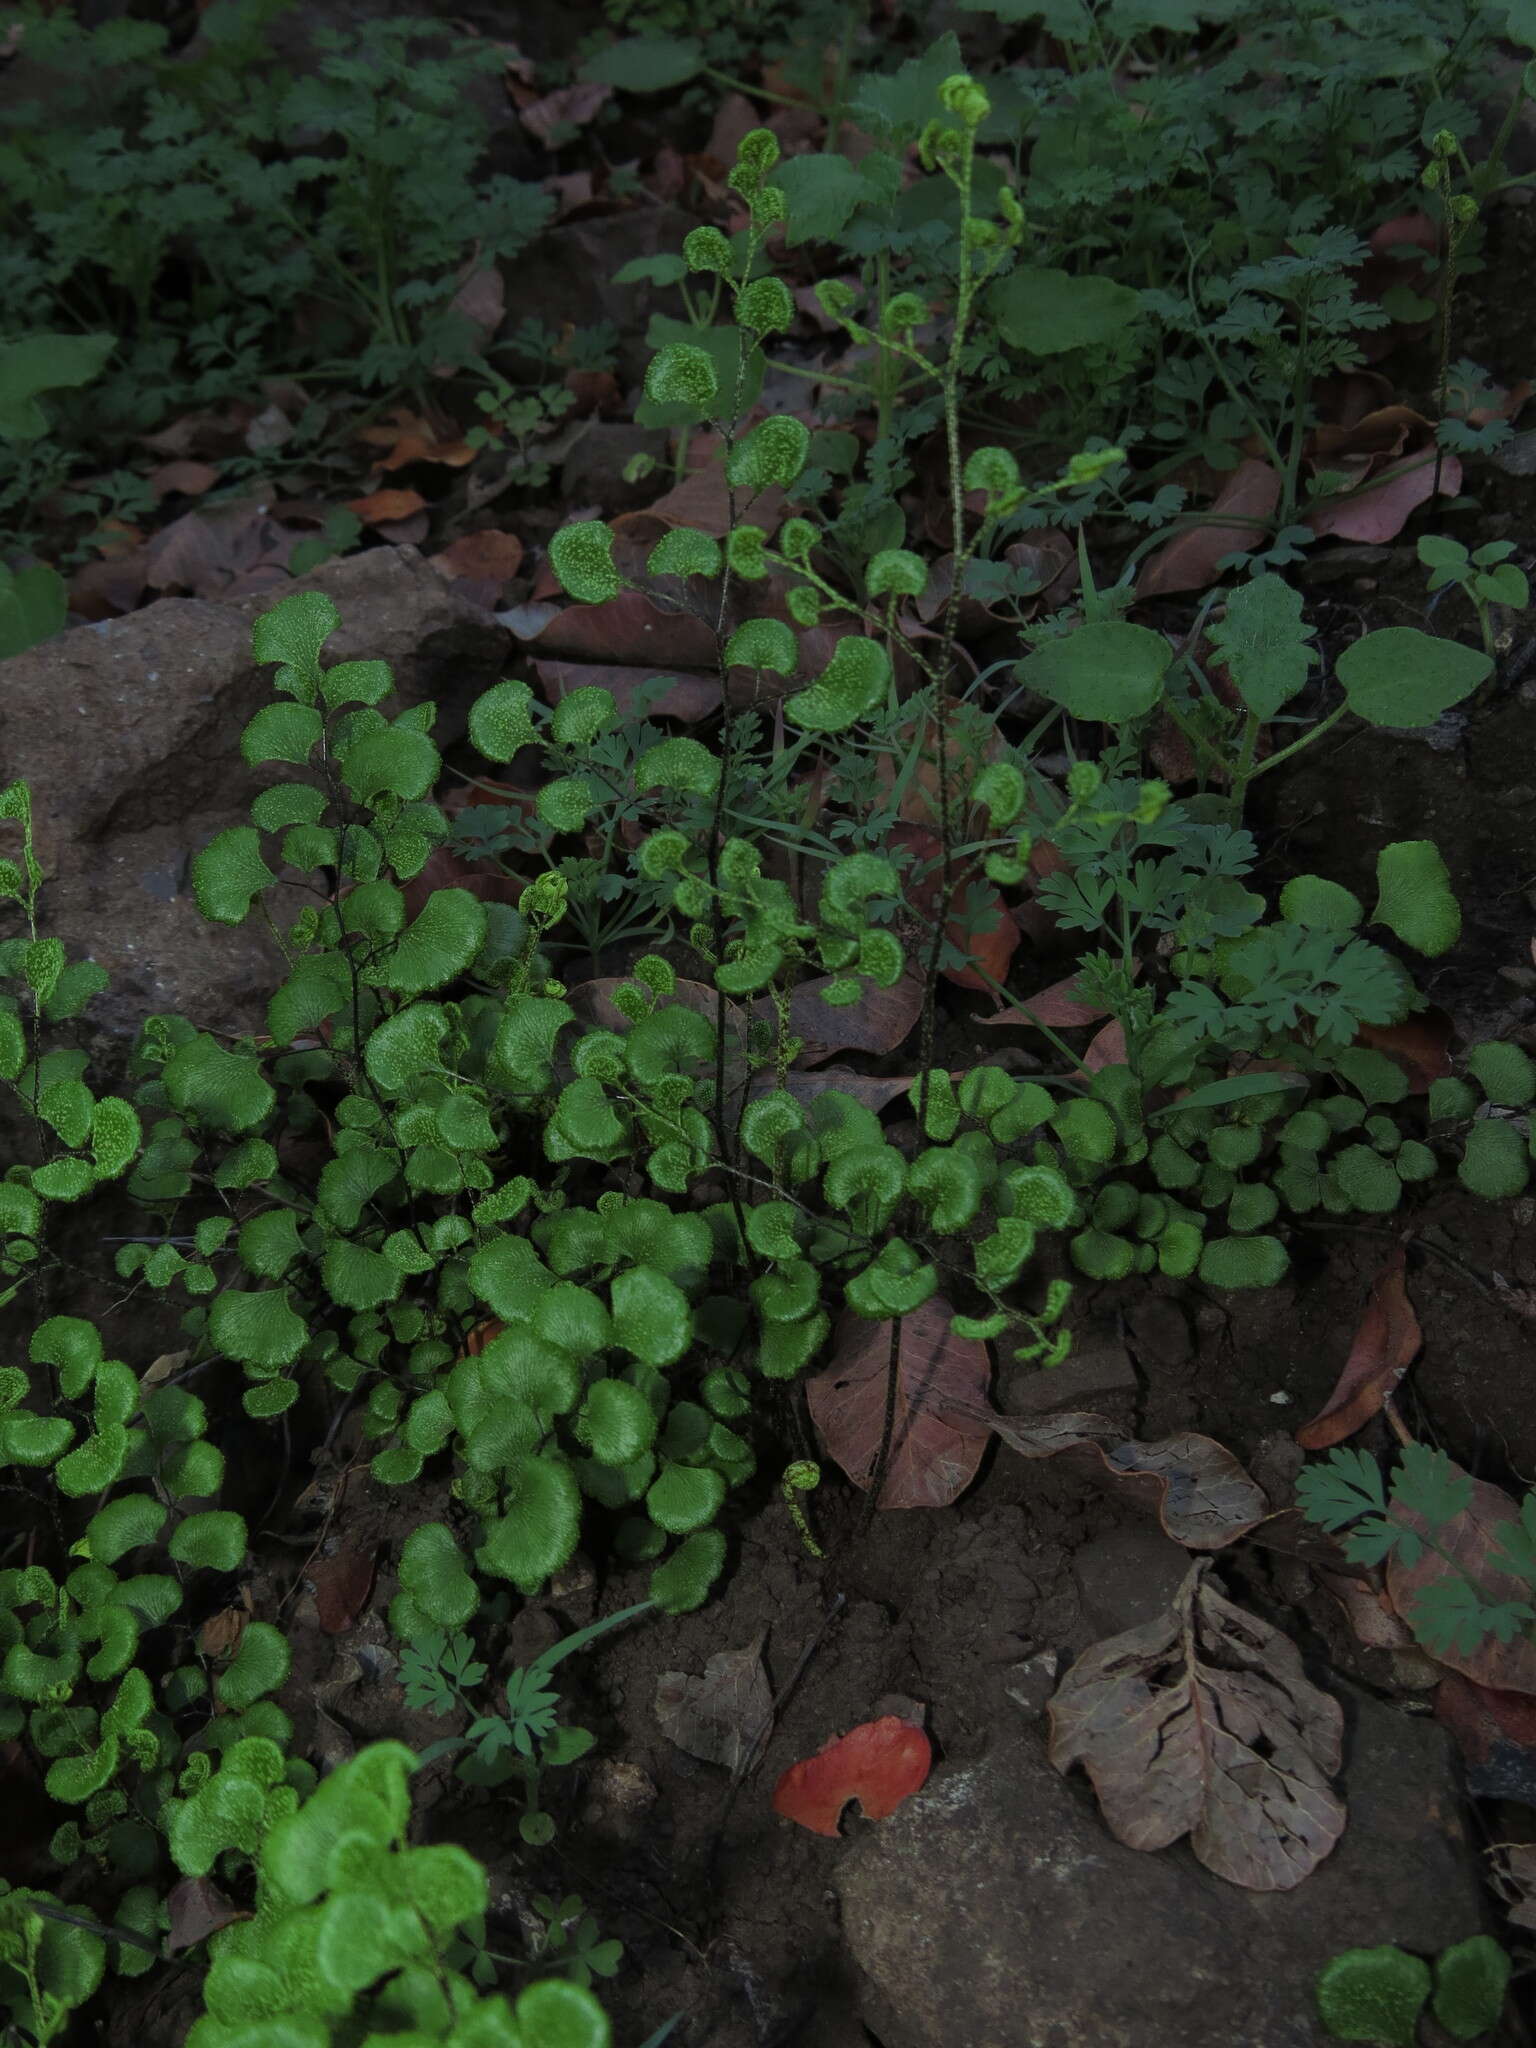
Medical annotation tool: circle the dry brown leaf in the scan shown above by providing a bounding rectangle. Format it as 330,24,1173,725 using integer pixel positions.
654,1633,772,1772
166,1876,246,1955
1049,1560,1346,1890
962,1404,1269,1550
140,1348,191,1390
310,1547,377,1635
347,488,428,527
147,460,220,501
1138,459,1282,597
770,971,925,1067
197,1603,249,1662
1295,1250,1420,1451
807,1301,992,1510
356,409,477,471
429,529,524,586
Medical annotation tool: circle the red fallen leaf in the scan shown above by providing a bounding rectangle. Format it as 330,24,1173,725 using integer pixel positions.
611,450,787,545
167,1875,246,1955
980,959,1140,1032
310,1547,377,1634
531,658,720,725
1295,1250,1421,1451
563,367,620,416
1138,458,1282,597
1388,1463,1536,1694
356,409,477,471
1355,1009,1453,1093
147,459,220,500
1308,446,1461,543
347,487,429,527
807,1300,993,1510
429,529,524,587
530,587,718,669
889,822,1020,994
773,1716,932,1836
1434,1671,1536,1803
1079,1019,1126,1074
779,1068,931,1112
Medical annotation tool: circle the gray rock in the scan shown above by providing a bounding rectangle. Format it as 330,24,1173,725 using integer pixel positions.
0,547,510,1070
838,1692,1486,2048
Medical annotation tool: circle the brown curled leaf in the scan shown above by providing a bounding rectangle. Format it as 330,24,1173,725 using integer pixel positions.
940,1396,1269,1550
1295,1249,1421,1450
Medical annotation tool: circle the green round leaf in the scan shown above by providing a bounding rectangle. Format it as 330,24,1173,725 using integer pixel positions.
1018,621,1171,723
1337,627,1491,728
1316,1945,1430,2046
785,636,891,733
724,618,798,675
550,520,621,605
1373,840,1460,958
990,267,1144,356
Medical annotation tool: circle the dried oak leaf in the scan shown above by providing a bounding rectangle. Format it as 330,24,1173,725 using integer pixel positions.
763,970,925,1067
1295,1250,1421,1451
807,1300,993,1510
1048,1560,1345,1890
773,1716,932,1836
655,1633,772,1773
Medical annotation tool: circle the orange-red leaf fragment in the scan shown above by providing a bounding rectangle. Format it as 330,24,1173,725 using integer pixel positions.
773,1716,931,1836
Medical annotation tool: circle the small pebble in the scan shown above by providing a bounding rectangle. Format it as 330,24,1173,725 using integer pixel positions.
1269,1390,1293,1406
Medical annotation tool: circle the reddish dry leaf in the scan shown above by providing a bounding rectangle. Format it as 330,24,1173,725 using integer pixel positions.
148,459,220,500
1308,447,1461,542
429,529,524,586
1079,1019,1127,1073
563,367,621,416
779,1068,927,1112
167,1876,246,1955
531,658,720,725
890,822,1021,994
613,451,786,543
768,971,924,1066
530,587,719,669
1354,1010,1453,1093
348,488,428,527
1138,459,1282,597
773,1716,932,1836
1295,1251,1421,1451
356,409,477,471
400,841,527,923
1433,1671,1536,1804
311,1547,377,1634
979,972,1114,1032
807,1301,992,1510
1049,1561,1345,1890
1388,1465,1536,1695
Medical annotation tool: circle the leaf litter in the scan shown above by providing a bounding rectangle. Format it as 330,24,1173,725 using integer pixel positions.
1048,1560,1345,1890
